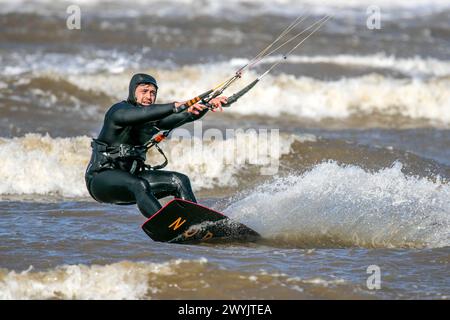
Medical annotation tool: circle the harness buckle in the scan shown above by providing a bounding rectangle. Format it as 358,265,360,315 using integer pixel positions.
118,144,128,158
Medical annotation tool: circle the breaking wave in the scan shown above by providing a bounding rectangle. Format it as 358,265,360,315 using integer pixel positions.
226,161,450,248
0,132,299,197
0,258,355,300
0,259,207,299
2,53,448,125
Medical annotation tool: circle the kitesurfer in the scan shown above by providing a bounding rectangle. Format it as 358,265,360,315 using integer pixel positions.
85,73,227,218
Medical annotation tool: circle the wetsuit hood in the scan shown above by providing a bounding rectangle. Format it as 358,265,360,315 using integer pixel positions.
127,73,158,105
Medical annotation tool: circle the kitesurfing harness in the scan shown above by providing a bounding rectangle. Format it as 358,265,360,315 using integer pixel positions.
90,129,170,175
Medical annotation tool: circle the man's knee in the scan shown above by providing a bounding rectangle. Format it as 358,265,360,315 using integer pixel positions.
172,172,191,187
133,178,152,194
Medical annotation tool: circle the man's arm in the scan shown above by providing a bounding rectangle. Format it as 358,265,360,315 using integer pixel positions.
157,96,227,130
157,108,209,130
111,102,176,126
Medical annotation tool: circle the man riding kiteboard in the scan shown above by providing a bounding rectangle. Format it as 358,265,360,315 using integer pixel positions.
85,73,227,218
85,15,329,219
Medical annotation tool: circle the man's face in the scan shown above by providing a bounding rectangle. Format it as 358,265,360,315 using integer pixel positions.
135,83,157,106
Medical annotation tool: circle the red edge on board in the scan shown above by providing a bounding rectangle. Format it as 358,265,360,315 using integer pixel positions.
141,198,227,228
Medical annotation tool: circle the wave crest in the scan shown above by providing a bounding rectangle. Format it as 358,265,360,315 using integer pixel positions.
226,161,450,248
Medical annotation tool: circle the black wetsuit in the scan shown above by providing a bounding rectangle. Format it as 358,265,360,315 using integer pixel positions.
85,74,208,218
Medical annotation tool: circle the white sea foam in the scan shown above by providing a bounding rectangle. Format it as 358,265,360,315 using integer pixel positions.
0,259,208,300
233,73,450,123
0,134,91,197
226,161,450,248
0,258,349,299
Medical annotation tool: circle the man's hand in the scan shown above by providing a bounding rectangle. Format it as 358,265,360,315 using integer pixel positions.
208,96,227,112
187,102,206,115
174,96,227,115
174,101,205,114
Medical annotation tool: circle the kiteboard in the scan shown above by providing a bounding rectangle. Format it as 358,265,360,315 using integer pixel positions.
141,199,260,244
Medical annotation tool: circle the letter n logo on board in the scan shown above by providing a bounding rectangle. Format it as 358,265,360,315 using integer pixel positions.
168,217,186,231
